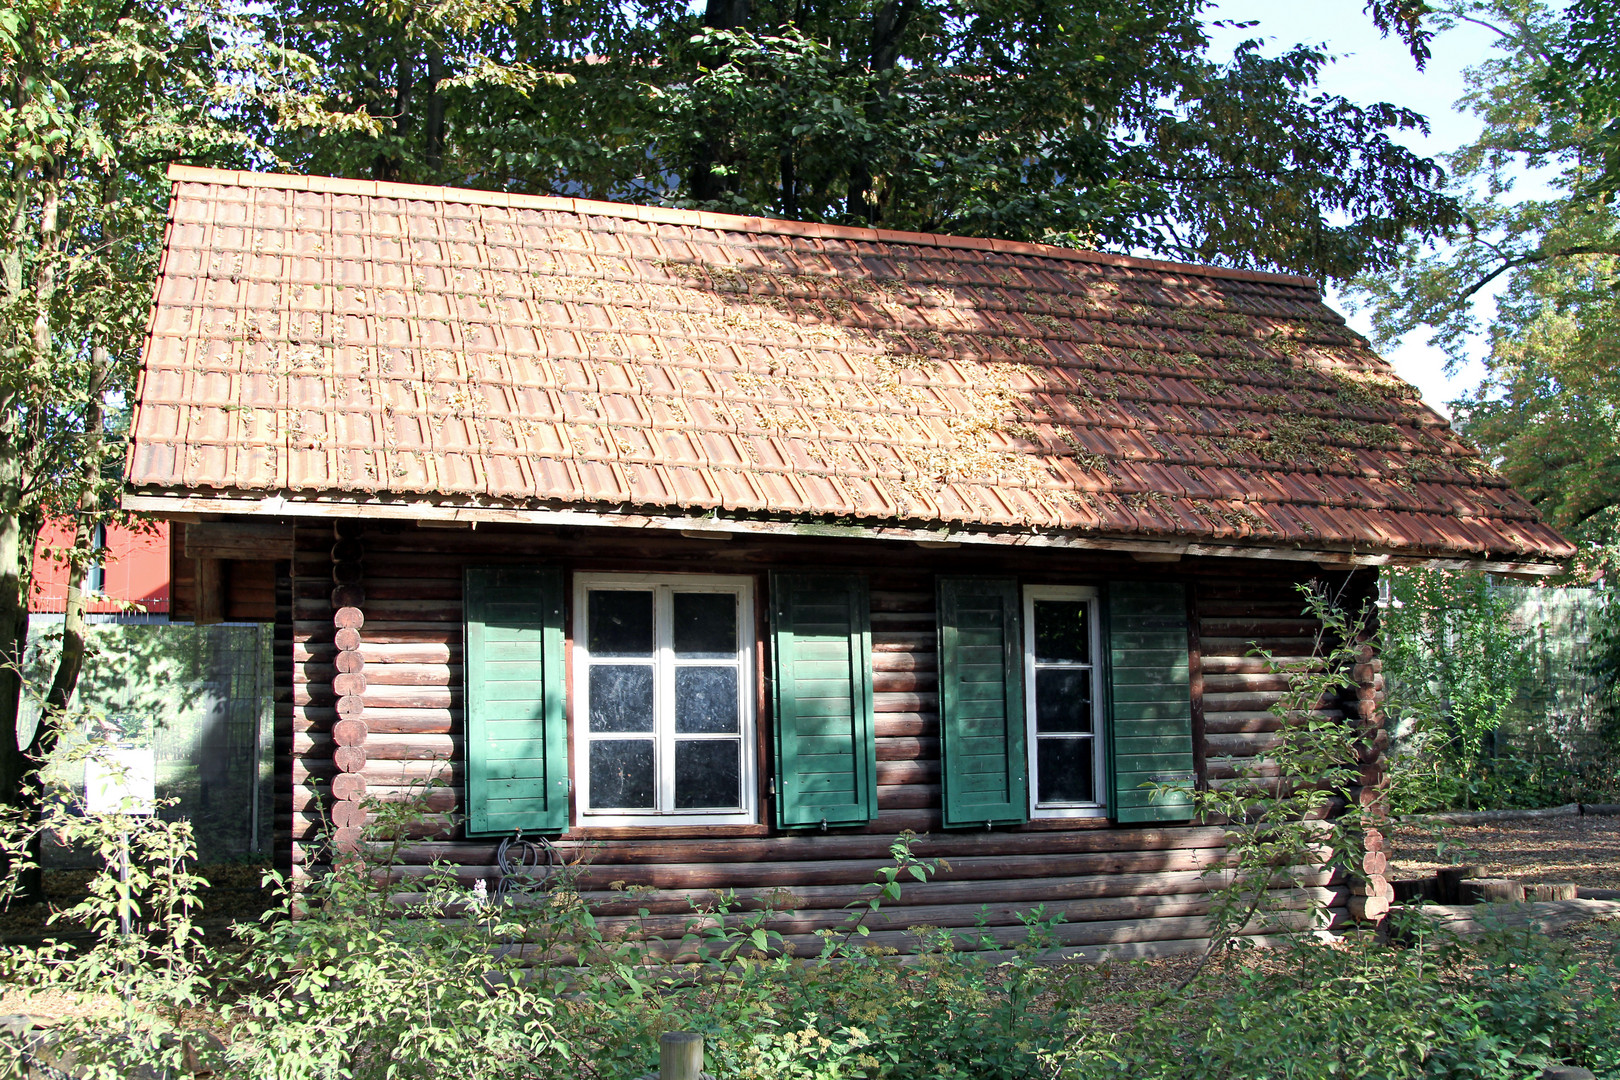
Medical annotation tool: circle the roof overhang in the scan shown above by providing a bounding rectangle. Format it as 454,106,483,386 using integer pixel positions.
122,492,1567,577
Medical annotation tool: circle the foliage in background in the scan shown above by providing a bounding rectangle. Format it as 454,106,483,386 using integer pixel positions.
1381,567,1620,812
0,0,363,901
245,0,1462,284
1355,0,1620,573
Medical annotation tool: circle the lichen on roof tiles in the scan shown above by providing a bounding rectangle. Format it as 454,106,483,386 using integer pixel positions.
125,166,1574,564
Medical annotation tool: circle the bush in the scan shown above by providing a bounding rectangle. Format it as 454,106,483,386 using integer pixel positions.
1382,569,1620,812
4,778,1618,1080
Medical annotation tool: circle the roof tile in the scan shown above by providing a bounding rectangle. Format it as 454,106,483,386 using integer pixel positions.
126,168,1573,564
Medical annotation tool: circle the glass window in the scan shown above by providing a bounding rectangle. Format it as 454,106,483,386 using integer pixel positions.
1025,587,1104,817
575,575,755,824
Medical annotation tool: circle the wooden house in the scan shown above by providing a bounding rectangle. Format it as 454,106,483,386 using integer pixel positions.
123,165,1572,961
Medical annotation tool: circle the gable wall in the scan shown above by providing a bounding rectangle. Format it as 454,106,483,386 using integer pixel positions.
274,519,1383,961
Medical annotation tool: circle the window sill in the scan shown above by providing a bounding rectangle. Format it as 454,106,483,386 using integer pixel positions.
565,822,771,840
1007,817,1114,831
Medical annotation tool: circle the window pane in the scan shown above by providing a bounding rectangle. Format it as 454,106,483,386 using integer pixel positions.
1035,668,1093,732
588,590,654,656
1033,600,1089,664
590,739,655,809
673,592,738,659
1036,738,1095,804
675,666,739,733
588,665,654,732
674,739,741,809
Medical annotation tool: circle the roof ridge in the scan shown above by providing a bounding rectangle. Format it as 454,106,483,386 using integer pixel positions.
166,164,1321,290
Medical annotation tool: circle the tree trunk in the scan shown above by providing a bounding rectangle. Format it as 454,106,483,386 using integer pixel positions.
845,0,914,224
688,0,752,203
425,42,446,175
43,346,107,721
0,165,58,902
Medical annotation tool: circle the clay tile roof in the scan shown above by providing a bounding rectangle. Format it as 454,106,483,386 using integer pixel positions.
125,166,1574,567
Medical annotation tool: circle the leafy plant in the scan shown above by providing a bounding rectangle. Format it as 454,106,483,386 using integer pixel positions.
1150,579,1374,986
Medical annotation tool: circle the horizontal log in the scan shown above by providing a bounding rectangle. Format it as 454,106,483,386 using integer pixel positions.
580,887,1348,939
869,611,933,630
184,521,295,560
873,691,936,713
871,633,933,652
875,760,938,786
1201,637,1321,657
297,685,456,709
299,662,459,687
293,707,453,734
1202,709,1343,733
295,621,457,644
559,865,1334,915
295,758,458,784
873,714,936,739
296,732,453,760
1204,733,1282,758
1202,673,1295,694
353,824,1234,867
869,591,934,613
1202,712,1285,735
366,846,1236,891
515,907,1336,963
870,671,937,694
1200,655,1326,676
870,652,937,674
1202,691,1332,713
880,784,939,809
297,642,459,665
876,736,937,762
1197,600,1317,619
1198,619,1323,637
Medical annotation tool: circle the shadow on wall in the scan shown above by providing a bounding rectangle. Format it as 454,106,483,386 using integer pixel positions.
20,622,275,865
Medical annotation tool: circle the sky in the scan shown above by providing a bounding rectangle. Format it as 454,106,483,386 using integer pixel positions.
1204,2,1525,416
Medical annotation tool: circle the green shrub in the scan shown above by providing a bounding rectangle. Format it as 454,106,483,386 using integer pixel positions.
4,733,1618,1080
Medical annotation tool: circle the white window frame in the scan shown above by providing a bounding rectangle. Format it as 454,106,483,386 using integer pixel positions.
572,572,757,826
1023,584,1107,819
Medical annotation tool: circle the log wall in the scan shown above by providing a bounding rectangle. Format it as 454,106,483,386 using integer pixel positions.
274,519,1375,960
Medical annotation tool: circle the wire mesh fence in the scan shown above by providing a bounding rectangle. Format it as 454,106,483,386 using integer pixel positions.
24,620,275,865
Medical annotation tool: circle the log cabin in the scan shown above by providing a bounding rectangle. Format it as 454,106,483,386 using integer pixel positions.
122,165,1572,961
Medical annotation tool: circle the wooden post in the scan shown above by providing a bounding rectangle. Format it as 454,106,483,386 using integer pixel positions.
195,556,224,626
659,1031,704,1080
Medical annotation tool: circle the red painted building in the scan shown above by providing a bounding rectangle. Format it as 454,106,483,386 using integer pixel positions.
30,519,171,617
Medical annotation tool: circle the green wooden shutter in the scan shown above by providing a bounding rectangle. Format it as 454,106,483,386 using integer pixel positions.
1106,581,1196,823
464,567,568,836
937,578,1028,827
770,572,877,829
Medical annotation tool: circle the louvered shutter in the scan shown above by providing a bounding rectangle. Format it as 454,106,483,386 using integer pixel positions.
1106,581,1196,823
464,567,568,836
937,578,1028,827
770,572,877,829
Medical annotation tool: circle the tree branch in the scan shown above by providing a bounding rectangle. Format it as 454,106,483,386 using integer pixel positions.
1457,243,1620,304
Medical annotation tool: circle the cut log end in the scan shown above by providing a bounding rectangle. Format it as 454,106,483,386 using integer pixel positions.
1347,894,1389,922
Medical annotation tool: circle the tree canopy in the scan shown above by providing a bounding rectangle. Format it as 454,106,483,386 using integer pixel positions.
250,0,1463,283
1356,0,1620,570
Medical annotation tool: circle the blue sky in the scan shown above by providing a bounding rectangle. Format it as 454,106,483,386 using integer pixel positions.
1205,2,1520,415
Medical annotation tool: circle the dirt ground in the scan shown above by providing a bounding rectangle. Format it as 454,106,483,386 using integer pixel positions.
1386,813,1620,890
